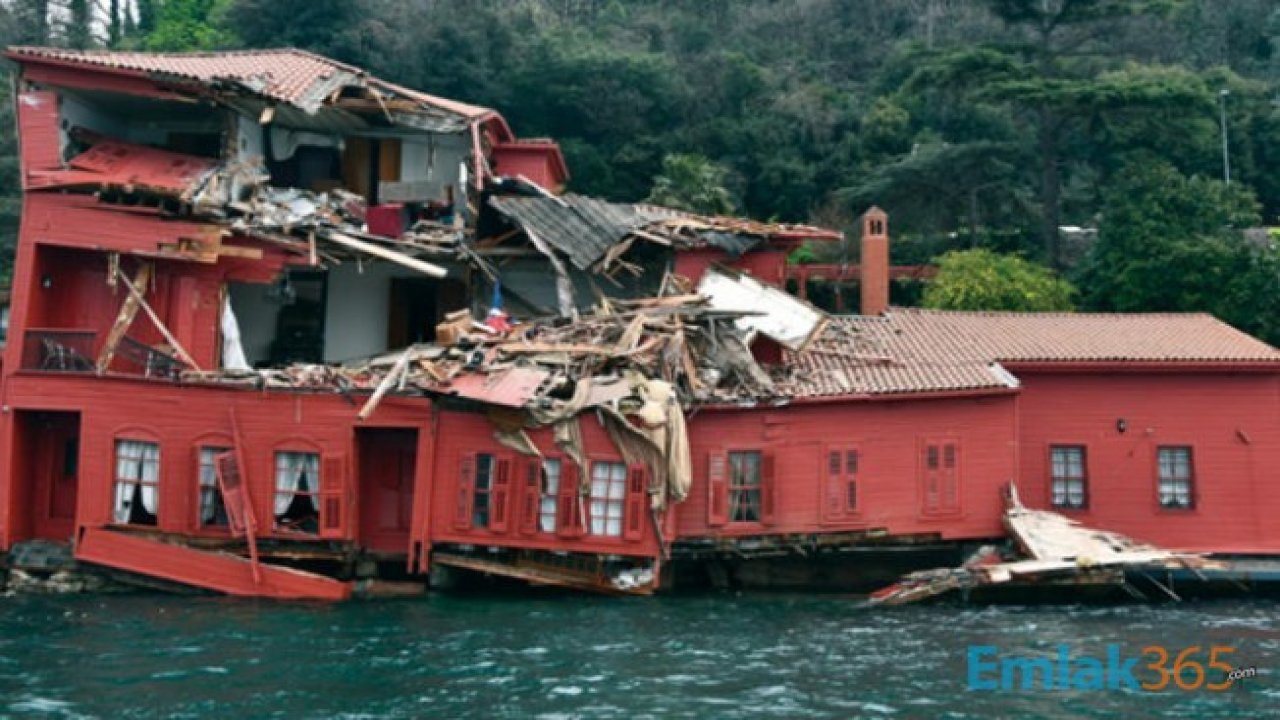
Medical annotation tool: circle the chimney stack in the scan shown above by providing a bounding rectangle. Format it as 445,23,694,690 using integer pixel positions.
860,207,889,316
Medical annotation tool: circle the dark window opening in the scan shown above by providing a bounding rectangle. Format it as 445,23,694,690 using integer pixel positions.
474,453,494,528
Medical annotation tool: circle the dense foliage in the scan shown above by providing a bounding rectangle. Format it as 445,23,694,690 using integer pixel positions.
924,249,1077,312
0,0,1276,341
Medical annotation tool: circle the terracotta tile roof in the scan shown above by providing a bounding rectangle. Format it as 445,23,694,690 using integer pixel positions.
5,46,492,118
778,308,1280,399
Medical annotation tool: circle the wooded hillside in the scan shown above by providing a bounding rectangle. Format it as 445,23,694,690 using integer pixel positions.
2,0,1277,342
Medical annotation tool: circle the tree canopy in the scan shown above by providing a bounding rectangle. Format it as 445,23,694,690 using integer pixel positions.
1,0,1278,342
924,249,1077,312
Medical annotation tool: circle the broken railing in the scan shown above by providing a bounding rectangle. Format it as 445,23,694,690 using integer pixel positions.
21,328,96,372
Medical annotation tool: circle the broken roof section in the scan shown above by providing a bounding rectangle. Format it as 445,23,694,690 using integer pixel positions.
6,46,489,132
486,192,842,271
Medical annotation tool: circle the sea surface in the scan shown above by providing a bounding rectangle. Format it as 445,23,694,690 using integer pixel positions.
0,593,1276,719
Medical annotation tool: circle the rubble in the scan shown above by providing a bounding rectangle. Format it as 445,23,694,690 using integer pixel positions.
868,485,1222,605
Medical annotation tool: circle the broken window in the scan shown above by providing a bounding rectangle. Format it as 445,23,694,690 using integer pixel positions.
473,453,495,528
274,451,321,533
728,451,763,523
589,461,627,537
540,458,561,533
1157,446,1195,509
113,439,160,526
198,447,231,527
1049,446,1088,509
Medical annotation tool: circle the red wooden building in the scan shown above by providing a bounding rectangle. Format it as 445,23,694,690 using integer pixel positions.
1,48,1277,598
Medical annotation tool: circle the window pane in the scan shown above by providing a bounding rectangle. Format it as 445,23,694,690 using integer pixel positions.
846,450,858,475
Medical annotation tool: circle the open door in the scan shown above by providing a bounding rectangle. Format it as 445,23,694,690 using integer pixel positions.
357,428,418,554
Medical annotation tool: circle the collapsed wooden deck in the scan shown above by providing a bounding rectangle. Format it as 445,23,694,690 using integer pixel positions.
868,485,1223,605
75,527,351,601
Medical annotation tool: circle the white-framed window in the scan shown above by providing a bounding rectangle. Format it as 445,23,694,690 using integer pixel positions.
113,439,160,525
539,458,561,533
1050,445,1088,509
1157,446,1194,509
274,451,320,532
198,446,231,527
589,461,627,537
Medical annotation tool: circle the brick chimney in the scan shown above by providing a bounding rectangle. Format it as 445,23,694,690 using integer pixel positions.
860,207,889,316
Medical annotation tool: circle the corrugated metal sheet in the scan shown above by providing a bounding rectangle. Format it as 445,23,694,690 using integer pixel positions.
487,194,674,270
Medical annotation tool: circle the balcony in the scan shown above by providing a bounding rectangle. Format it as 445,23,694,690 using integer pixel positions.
20,329,187,379
21,329,96,372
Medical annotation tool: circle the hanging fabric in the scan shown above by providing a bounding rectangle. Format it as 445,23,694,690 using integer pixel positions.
220,297,250,371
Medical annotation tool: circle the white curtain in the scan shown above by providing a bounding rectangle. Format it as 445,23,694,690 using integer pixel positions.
199,448,223,524
139,443,159,514
220,298,250,371
274,452,320,516
113,440,159,521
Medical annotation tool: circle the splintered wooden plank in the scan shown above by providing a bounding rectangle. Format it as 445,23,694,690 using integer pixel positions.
96,263,154,372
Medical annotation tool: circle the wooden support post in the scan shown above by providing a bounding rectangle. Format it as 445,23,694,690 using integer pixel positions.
115,267,202,372
358,346,416,421
96,262,154,373
323,231,447,278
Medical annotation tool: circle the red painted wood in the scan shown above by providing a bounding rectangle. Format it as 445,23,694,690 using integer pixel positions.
76,526,351,600
1014,372,1280,554
357,429,417,553
15,91,61,178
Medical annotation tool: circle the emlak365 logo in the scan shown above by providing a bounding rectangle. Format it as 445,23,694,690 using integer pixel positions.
967,644,1257,691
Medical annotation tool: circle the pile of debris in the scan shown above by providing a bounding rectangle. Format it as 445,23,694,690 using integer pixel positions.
186,267,830,510
868,485,1223,605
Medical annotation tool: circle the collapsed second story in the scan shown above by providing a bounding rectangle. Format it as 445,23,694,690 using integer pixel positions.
3,47,839,381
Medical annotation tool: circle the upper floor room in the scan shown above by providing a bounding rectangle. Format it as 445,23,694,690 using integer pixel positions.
6,46,570,213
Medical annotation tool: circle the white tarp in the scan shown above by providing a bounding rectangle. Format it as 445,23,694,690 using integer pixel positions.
697,265,829,351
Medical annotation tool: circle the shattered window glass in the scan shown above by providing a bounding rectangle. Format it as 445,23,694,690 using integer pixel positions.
728,451,762,523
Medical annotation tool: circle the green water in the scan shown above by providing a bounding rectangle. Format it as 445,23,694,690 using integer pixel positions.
0,593,1276,718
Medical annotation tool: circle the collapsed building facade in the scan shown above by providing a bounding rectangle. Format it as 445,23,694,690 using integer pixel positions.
1,48,1278,599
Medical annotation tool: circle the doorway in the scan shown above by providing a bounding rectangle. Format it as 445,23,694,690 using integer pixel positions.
357,428,419,554
12,411,81,542
387,278,468,348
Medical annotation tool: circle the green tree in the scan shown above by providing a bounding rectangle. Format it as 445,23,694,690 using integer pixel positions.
144,0,235,51
645,153,737,216
1076,159,1279,343
924,249,1076,311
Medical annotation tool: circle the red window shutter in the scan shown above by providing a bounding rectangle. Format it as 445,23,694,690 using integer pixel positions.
824,450,843,522
760,451,777,525
214,451,251,537
320,455,348,539
923,444,940,513
706,453,728,527
490,458,511,532
520,459,541,535
624,464,648,542
557,460,584,538
942,443,959,511
454,454,475,530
